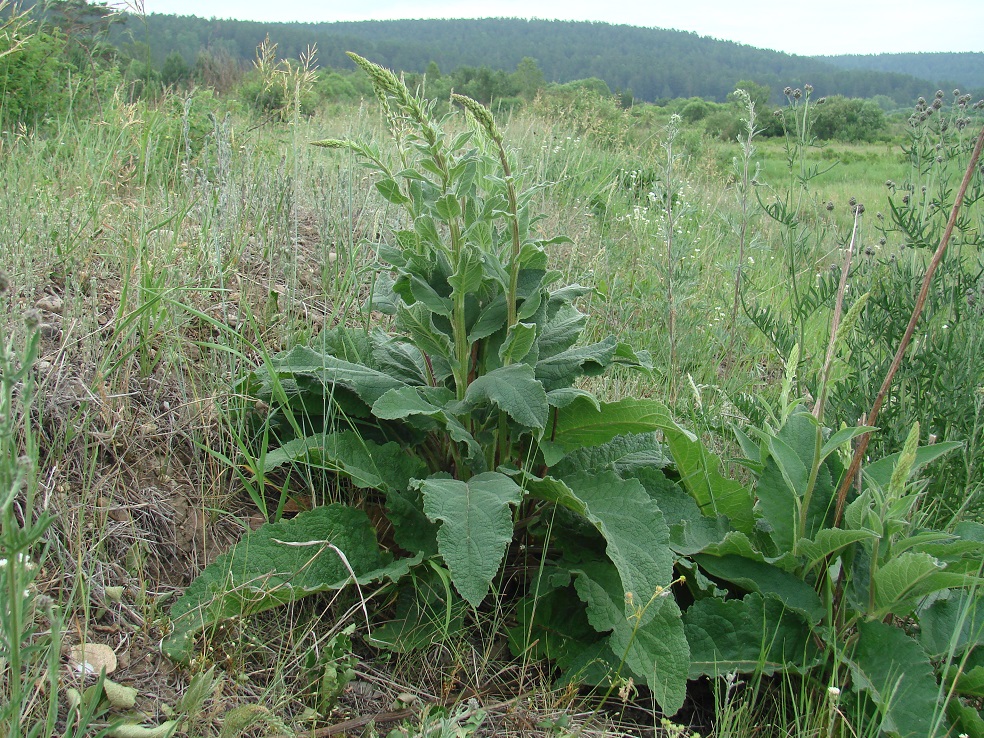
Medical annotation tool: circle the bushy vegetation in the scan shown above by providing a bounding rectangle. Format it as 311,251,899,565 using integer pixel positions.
3,9,984,738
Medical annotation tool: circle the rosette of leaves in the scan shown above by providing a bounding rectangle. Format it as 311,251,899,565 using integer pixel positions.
164,54,748,716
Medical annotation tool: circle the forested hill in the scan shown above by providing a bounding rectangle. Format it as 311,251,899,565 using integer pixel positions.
817,52,984,92
119,15,961,104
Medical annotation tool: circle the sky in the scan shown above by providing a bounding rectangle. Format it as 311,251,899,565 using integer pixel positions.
139,0,984,56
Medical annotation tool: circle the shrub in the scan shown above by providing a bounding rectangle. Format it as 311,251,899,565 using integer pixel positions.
0,28,69,128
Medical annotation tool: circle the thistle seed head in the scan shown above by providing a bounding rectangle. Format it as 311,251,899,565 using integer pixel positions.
784,86,793,96
0,269,9,294
804,83,813,93
793,88,802,99
935,90,945,99
825,201,834,211
849,196,857,207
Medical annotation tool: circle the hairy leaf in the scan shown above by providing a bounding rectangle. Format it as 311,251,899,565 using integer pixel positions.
873,552,973,618
662,426,755,535
694,554,824,623
263,431,426,494
164,505,417,663
849,620,941,738
573,564,689,716
542,397,677,466
683,593,816,677
565,471,674,626
464,363,548,433
418,472,524,607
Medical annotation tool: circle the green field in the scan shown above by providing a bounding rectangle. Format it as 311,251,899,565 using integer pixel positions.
2,39,984,738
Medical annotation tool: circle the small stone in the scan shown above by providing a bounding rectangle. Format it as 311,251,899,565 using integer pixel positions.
67,643,117,675
36,294,63,314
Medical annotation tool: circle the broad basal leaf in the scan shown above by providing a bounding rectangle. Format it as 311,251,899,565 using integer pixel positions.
263,430,426,494
683,593,816,678
849,619,942,738
565,471,674,627
694,554,824,623
572,563,689,716
628,467,730,556
549,433,671,479
163,505,418,663
268,345,410,407
418,472,524,607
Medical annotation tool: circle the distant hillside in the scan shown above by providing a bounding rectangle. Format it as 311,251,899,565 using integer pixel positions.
819,52,984,92
117,15,955,105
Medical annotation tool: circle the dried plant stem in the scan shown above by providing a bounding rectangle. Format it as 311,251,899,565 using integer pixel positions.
833,124,984,527
814,210,860,424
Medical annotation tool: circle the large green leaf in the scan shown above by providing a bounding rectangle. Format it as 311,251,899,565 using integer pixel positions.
549,433,671,479
862,442,963,491
683,593,816,677
369,566,467,653
565,471,674,627
693,554,824,623
268,345,410,407
662,426,755,535
263,431,426,494
795,528,877,573
919,591,984,657
873,552,975,618
849,619,942,738
572,564,689,716
418,472,524,607
499,321,538,365
542,397,678,466
371,386,480,457
397,302,455,363
163,505,418,663
535,336,617,390
464,363,548,433
537,302,587,359
628,467,730,556
753,410,840,551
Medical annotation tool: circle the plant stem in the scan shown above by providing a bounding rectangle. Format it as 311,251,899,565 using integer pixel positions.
814,211,861,424
833,124,984,527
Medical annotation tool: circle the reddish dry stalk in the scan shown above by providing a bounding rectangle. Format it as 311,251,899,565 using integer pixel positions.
833,124,984,527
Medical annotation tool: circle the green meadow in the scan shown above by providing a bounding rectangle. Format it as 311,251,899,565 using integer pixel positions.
3,22,984,738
